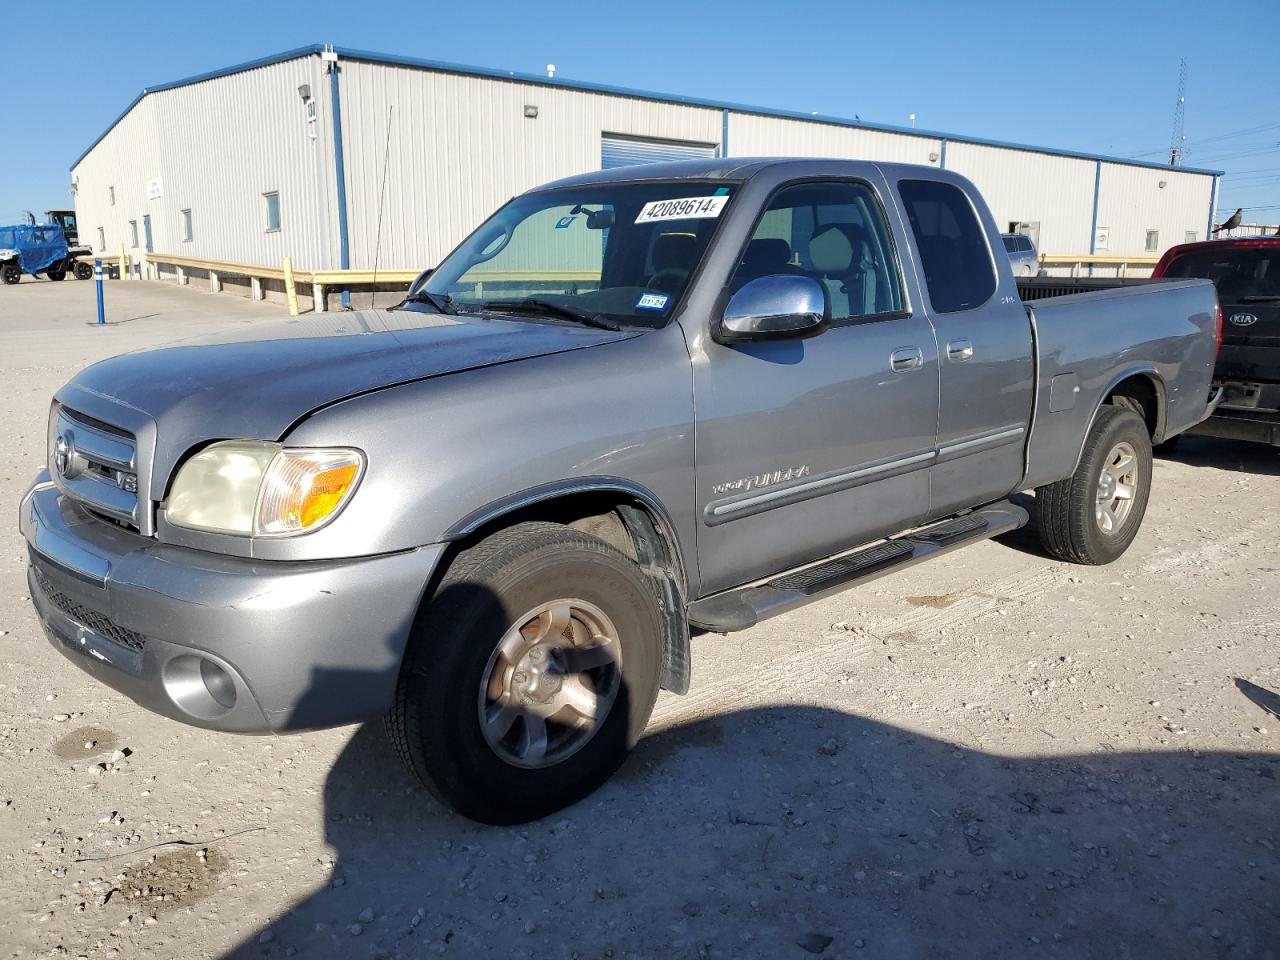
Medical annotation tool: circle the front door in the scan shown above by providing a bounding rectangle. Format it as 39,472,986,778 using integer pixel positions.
897,178,1034,519
690,177,940,594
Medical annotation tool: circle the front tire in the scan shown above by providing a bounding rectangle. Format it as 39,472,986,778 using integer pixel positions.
73,261,93,280
46,268,66,281
387,521,663,824
1036,406,1153,564
1,263,19,285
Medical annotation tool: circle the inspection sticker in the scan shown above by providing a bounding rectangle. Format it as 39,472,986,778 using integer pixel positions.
634,195,728,224
635,292,670,312
555,216,576,229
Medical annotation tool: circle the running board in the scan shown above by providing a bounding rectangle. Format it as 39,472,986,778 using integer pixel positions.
686,501,1028,633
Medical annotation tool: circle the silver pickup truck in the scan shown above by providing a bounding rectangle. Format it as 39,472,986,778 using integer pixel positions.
20,158,1220,823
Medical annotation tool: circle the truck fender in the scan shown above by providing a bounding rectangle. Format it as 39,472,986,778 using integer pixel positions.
1070,368,1166,474
442,477,692,695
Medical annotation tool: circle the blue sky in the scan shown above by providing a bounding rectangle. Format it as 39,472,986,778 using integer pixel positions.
3,0,1277,226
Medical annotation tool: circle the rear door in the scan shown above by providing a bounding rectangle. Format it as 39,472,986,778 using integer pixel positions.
894,177,1034,519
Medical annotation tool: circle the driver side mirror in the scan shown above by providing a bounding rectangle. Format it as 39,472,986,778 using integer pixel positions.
717,275,830,343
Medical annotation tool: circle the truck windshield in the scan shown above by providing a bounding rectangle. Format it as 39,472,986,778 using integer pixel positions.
424,181,737,327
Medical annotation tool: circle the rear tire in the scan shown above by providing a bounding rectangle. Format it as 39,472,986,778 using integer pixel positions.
1036,406,1152,564
1,263,19,285
46,268,66,281
73,261,93,280
387,521,663,824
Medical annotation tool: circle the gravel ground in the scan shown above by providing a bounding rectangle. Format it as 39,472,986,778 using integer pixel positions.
1,279,1277,960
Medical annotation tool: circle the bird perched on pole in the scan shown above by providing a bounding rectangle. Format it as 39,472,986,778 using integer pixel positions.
1213,208,1243,235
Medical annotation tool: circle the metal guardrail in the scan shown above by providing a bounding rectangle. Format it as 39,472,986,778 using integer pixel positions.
1038,254,1161,278
122,254,602,314
142,253,421,315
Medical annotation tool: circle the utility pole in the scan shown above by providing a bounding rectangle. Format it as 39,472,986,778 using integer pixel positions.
1169,58,1188,166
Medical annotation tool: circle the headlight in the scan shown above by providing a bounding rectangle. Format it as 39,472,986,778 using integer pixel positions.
166,441,364,537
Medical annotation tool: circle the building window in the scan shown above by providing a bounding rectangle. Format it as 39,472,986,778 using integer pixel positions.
129,220,139,248
109,186,115,206
1184,230,1197,243
1145,230,1160,253
263,192,281,232
97,227,105,251
181,209,193,242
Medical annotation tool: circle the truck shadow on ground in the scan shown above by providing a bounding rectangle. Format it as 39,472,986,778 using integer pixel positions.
1159,434,1280,477
224,691,1279,958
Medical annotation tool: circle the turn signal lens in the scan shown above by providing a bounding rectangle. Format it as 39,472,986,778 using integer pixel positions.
255,449,364,535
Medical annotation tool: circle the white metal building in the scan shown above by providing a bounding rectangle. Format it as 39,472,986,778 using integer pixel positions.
71,44,1223,297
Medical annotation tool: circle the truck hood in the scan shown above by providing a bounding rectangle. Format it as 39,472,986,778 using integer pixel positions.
57,307,638,489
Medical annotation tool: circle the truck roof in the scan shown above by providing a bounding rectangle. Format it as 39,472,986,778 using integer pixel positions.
537,156,962,191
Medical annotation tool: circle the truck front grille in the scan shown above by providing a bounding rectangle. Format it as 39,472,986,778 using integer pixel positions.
50,406,140,531
31,564,146,654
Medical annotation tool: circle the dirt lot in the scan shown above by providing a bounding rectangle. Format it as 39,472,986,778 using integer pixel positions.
1,279,1277,960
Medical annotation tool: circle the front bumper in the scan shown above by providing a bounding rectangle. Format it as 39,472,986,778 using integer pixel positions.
19,475,445,732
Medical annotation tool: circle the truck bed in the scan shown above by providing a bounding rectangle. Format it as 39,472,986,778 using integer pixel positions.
1020,278,1219,489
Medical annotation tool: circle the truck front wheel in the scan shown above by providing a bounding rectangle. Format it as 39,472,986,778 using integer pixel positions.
387,521,663,824
1,263,19,285
1036,405,1153,564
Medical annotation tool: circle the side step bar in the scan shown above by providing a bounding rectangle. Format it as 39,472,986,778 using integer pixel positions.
686,501,1028,633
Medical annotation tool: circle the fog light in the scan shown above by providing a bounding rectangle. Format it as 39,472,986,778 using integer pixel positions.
199,658,237,709
163,654,239,719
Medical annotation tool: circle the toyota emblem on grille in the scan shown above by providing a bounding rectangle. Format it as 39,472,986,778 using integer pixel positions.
54,431,80,479
1229,312,1258,327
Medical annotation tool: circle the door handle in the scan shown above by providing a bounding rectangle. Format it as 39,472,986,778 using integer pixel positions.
947,339,974,361
890,347,924,372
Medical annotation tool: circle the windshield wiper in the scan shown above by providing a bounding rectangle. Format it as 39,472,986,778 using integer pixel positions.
1239,295,1280,303
401,290,457,314
481,298,620,331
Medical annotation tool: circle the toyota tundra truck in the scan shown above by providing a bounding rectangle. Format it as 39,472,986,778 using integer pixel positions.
19,159,1221,823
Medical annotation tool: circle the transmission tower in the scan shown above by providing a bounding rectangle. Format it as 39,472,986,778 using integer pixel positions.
1169,58,1188,166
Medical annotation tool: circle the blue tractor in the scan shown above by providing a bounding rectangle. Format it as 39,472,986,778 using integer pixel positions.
1,216,93,285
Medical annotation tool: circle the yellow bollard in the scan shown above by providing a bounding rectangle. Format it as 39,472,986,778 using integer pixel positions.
282,257,299,317
119,243,127,281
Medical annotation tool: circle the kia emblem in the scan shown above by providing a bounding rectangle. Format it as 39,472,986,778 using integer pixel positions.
1228,312,1258,327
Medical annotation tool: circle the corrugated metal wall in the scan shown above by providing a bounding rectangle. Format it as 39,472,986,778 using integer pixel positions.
729,113,942,167
70,50,1220,279
1096,162,1214,253
944,142,1098,255
73,57,335,271
336,60,723,270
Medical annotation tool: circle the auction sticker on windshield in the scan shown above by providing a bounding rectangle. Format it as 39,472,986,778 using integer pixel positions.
635,196,729,224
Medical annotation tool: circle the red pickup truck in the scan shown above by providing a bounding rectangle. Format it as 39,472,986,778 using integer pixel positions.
1152,236,1280,446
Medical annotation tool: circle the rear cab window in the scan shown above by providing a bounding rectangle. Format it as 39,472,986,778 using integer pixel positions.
899,179,996,313
1162,245,1280,307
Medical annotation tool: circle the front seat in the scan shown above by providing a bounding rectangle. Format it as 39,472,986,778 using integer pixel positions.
809,223,875,318
731,238,797,292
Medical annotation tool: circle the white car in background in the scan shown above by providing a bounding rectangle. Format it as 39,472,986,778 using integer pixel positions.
1002,233,1040,276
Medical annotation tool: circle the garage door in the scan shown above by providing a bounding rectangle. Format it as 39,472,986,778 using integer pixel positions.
601,134,718,169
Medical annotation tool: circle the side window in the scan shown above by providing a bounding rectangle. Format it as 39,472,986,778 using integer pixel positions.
898,179,996,313
729,180,903,321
